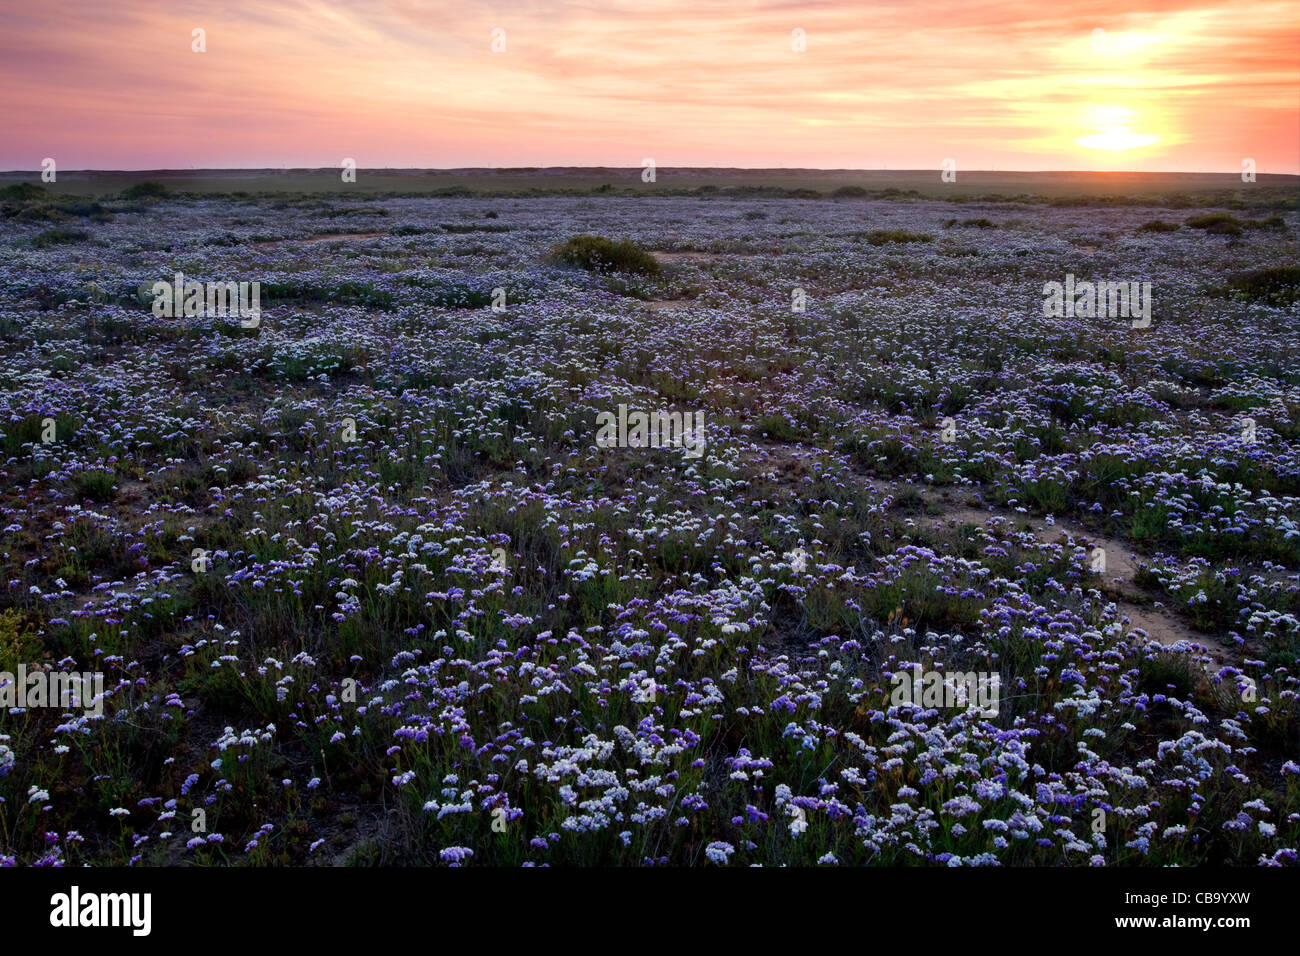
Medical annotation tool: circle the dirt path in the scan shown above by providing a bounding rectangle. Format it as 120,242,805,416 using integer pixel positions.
918,497,1231,663
733,437,1233,665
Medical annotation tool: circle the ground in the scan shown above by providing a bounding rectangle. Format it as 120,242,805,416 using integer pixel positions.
0,178,1296,866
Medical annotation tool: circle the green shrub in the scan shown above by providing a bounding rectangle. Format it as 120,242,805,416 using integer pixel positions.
865,229,932,245
1246,214,1287,231
441,222,510,234
1185,212,1242,235
70,469,117,503
260,279,395,309
551,234,662,275
1137,219,1179,233
32,227,90,247
1209,265,1300,307
0,183,47,201
400,276,493,308
0,608,45,673
12,205,61,222
121,181,168,199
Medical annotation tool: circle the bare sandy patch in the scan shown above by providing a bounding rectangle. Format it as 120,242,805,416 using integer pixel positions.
254,232,389,247
652,251,725,264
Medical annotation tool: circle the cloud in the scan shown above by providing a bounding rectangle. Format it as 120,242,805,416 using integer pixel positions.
1,0,1296,170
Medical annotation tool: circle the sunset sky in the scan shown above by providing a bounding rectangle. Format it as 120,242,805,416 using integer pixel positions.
2,0,1297,172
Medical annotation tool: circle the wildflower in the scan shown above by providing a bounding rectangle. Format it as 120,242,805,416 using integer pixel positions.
704,842,734,864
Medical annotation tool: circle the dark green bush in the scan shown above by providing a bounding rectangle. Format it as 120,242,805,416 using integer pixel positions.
0,183,47,201
1209,265,1300,307
260,279,395,309
441,222,510,234
1246,214,1287,231
32,227,90,247
551,234,662,275
1185,212,1242,235
121,181,169,199
865,229,933,245
70,469,117,503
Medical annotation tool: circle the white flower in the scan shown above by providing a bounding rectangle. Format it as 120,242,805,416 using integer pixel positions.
705,841,734,864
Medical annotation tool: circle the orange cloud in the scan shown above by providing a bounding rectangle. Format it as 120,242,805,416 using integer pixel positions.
1,0,1296,171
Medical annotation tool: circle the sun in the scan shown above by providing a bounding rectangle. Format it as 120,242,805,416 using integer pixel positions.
1077,126,1160,151
1074,105,1160,153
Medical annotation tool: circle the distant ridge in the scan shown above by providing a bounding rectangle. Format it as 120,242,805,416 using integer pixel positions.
1,167,1295,203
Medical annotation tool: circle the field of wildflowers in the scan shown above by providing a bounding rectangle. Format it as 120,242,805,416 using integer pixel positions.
0,186,1296,866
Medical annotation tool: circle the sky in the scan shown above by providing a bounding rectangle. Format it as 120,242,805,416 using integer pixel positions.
1,0,1297,172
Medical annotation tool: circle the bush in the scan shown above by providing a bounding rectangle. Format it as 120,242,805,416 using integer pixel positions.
441,222,509,234
1246,214,1287,231
0,183,47,201
1137,219,1179,233
400,276,494,308
865,229,932,245
1209,265,1300,307
121,181,168,199
70,469,117,503
831,186,869,198
261,279,395,309
12,205,62,223
1185,212,1242,235
32,227,90,247
551,234,662,275
0,608,45,673
58,200,110,221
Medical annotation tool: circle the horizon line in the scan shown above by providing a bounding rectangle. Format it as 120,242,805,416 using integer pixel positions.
4,166,1298,178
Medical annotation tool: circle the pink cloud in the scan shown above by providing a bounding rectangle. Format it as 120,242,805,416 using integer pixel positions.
1,0,1296,171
